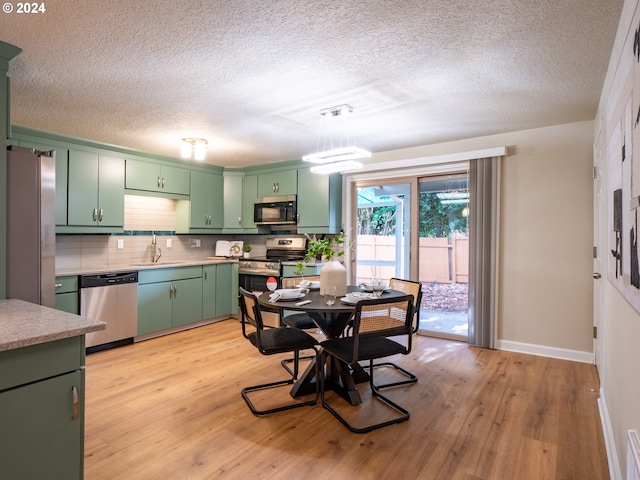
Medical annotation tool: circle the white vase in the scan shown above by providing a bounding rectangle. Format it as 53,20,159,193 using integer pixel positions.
320,259,347,296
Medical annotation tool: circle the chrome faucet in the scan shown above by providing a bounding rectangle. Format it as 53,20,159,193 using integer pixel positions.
151,232,162,263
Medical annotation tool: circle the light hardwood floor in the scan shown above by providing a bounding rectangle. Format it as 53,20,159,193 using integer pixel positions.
84,319,609,479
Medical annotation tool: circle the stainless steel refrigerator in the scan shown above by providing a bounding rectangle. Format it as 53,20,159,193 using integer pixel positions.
6,145,56,308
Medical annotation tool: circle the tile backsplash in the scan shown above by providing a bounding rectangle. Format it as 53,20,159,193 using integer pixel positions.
55,195,271,271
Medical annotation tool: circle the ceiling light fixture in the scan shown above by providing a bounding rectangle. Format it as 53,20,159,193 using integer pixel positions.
303,104,369,174
181,138,208,161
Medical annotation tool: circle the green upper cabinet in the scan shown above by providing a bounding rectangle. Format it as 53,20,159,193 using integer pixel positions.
22,140,69,226
125,159,190,196
257,169,297,197
297,168,342,234
176,171,223,233
223,174,243,233
242,174,258,231
67,150,124,230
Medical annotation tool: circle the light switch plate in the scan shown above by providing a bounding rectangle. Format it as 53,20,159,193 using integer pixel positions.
117,239,124,249
166,238,172,248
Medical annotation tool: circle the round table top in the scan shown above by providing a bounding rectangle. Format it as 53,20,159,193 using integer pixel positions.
257,285,404,313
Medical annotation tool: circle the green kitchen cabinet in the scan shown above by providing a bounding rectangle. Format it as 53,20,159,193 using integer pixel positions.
137,266,203,335
242,174,258,231
125,159,190,196
215,263,234,316
55,275,79,315
0,336,86,480
296,168,342,234
67,150,124,229
223,174,243,233
257,169,297,197
22,140,69,226
176,171,223,232
203,263,235,319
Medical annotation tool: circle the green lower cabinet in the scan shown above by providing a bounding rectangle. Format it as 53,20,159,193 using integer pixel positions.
55,275,79,314
215,263,233,317
137,267,203,335
172,277,204,327
202,263,236,319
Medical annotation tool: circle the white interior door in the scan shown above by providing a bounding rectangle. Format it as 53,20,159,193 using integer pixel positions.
593,129,603,368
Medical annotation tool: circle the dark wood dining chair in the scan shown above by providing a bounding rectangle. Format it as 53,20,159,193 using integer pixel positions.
367,277,423,389
238,287,319,415
320,294,414,433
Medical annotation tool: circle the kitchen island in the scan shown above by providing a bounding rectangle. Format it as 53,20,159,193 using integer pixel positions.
0,299,105,479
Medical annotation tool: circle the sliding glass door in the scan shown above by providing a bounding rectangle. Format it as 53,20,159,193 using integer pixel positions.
351,170,469,342
417,174,469,340
354,181,414,284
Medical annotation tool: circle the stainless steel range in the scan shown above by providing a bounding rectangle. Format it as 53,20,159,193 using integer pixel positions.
238,237,307,292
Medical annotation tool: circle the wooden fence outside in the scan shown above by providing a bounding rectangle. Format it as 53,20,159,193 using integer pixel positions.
355,233,469,284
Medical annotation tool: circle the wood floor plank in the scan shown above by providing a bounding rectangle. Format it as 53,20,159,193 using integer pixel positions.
84,319,609,479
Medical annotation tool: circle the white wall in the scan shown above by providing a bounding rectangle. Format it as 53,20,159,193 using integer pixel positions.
596,0,640,476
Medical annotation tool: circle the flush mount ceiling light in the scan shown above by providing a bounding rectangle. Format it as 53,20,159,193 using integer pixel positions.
181,138,208,161
303,104,369,173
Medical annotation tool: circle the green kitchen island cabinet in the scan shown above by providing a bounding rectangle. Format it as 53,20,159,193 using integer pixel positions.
0,299,104,480
137,266,204,335
67,150,124,232
124,158,190,196
257,169,297,197
176,171,223,233
296,168,342,234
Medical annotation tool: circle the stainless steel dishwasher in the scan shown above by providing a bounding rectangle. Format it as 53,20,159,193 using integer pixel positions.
81,271,138,352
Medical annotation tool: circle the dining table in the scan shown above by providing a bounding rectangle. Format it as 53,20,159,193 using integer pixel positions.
258,285,405,405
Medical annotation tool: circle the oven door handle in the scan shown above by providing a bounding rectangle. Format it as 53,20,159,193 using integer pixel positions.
239,269,280,276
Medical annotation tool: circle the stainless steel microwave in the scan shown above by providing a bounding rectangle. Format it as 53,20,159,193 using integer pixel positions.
254,195,297,225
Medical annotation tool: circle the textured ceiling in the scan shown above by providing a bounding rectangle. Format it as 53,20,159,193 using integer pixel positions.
1,0,624,167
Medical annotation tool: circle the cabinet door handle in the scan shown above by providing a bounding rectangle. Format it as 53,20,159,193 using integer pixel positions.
169,285,174,299
273,182,276,193
71,386,79,420
162,177,166,188
173,284,177,297
238,216,242,225
157,176,161,188
209,215,212,225
98,208,104,222
55,283,63,289
204,270,208,280
92,208,98,221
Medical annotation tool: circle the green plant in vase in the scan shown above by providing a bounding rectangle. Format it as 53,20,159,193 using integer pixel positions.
303,232,352,296
242,245,252,258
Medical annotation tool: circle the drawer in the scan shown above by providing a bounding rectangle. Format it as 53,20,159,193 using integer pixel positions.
0,336,85,392
55,276,78,294
138,265,203,285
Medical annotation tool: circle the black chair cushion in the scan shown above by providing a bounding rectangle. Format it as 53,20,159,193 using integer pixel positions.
321,337,406,363
248,327,318,355
282,313,316,330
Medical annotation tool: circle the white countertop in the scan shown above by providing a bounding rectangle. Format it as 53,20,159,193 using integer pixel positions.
0,299,105,352
56,258,239,277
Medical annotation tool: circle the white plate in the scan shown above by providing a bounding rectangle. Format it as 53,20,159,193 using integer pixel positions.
359,284,389,293
340,293,371,304
274,288,305,300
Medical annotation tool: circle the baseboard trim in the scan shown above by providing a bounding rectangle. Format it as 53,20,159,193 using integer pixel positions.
599,389,622,480
496,339,593,363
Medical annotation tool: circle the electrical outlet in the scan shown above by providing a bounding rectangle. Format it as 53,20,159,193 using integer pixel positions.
190,239,201,248
117,239,124,249
166,238,172,248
